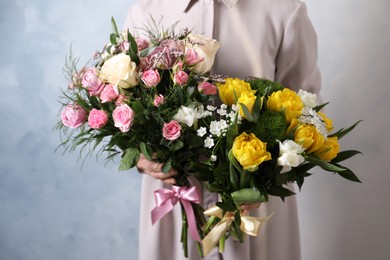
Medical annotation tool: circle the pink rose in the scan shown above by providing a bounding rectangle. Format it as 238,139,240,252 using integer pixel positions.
185,49,204,66
81,68,105,96
88,109,108,129
153,94,165,107
174,71,188,86
100,84,119,103
61,103,87,128
112,104,135,132
162,120,182,141
141,70,161,87
136,37,149,51
198,82,217,95
115,94,128,106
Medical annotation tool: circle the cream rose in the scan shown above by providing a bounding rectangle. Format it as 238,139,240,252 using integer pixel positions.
99,53,139,89
185,33,221,74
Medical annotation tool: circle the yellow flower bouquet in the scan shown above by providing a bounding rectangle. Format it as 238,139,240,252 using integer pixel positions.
188,77,361,255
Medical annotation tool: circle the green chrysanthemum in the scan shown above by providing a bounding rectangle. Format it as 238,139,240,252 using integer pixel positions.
254,111,287,148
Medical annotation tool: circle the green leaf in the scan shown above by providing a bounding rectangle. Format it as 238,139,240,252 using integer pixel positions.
251,95,264,121
226,114,239,150
231,188,267,206
140,142,152,160
332,150,362,163
119,148,140,171
306,156,347,172
111,17,119,36
335,166,362,183
329,120,362,139
228,150,244,174
314,102,329,112
110,33,117,45
162,157,173,173
127,29,140,65
267,186,295,201
238,102,255,122
170,140,184,151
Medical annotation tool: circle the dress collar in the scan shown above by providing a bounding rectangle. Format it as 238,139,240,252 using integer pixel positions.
183,0,240,12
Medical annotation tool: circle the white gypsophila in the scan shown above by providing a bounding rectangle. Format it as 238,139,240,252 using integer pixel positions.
231,104,239,111
277,140,305,173
207,105,217,111
210,155,217,162
204,137,215,148
217,107,227,116
197,127,207,137
298,89,318,107
209,119,229,137
298,106,328,137
173,105,198,127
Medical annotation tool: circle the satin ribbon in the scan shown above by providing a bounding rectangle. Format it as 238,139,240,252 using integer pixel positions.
202,205,273,256
151,185,202,242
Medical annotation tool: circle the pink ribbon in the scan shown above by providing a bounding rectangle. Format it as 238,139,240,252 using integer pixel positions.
151,185,202,242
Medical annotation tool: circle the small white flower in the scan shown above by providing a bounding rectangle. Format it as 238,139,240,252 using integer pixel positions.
197,127,207,137
277,140,305,173
231,104,240,111
207,105,217,111
204,137,215,148
210,155,217,162
217,107,227,116
209,121,221,136
298,89,318,107
173,104,204,127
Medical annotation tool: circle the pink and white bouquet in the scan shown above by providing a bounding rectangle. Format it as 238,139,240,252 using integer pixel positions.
57,18,361,257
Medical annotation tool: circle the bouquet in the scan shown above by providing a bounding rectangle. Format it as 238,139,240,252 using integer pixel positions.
57,17,222,256
57,17,361,257
188,77,361,255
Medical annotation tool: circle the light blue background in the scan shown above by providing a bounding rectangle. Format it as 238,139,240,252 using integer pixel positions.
0,0,140,260
1,0,390,260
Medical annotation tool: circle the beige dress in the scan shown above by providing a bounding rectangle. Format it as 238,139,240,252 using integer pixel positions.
124,0,321,259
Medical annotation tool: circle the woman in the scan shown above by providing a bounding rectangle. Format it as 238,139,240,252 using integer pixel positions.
126,0,321,259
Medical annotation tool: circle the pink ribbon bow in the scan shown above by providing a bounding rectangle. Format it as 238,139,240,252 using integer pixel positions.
151,185,202,242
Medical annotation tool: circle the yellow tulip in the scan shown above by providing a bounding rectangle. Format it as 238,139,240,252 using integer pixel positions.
232,132,271,172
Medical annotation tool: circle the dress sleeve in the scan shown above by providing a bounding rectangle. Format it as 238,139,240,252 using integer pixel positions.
275,2,321,95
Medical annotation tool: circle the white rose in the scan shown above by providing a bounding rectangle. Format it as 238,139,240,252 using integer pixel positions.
298,89,318,107
99,53,139,89
186,33,221,74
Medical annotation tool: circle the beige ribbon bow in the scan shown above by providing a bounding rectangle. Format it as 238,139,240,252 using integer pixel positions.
201,205,273,256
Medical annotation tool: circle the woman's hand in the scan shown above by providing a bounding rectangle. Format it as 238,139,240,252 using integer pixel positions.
136,153,177,185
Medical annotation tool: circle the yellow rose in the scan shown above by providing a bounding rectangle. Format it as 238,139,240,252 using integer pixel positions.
267,89,304,123
185,33,221,74
318,112,334,131
238,90,257,118
232,132,272,172
100,53,139,89
218,78,252,105
314,137,340,161
294,124,325,153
